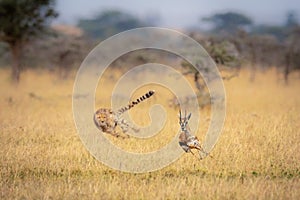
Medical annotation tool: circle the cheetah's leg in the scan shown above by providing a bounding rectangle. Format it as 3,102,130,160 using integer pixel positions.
118,118,139,136
104,126,127,139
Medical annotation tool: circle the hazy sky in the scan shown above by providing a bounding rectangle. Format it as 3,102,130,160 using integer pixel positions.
56,0,300,28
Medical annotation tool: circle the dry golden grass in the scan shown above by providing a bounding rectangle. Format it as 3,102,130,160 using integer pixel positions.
0,68,300,200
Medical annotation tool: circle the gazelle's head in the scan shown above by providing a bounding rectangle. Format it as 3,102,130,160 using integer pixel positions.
179,110,191,131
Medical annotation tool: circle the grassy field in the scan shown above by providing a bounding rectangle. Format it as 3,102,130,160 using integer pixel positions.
1,68,300,199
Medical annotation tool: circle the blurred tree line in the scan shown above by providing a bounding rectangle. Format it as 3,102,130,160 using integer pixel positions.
0,1,299,84
198,11,300,83
77,10,148,40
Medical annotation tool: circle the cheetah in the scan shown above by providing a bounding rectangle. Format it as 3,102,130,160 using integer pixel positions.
94,90,155,138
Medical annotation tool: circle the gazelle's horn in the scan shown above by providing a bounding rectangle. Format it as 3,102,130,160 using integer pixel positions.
179,110,182,119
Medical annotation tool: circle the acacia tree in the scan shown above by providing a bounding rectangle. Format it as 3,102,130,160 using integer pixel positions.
0,0,58,82
202,12,252,34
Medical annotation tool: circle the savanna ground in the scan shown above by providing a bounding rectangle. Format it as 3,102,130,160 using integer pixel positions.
0,67,299,200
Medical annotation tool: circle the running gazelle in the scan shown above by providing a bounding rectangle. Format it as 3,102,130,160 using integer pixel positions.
178,110,209,159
